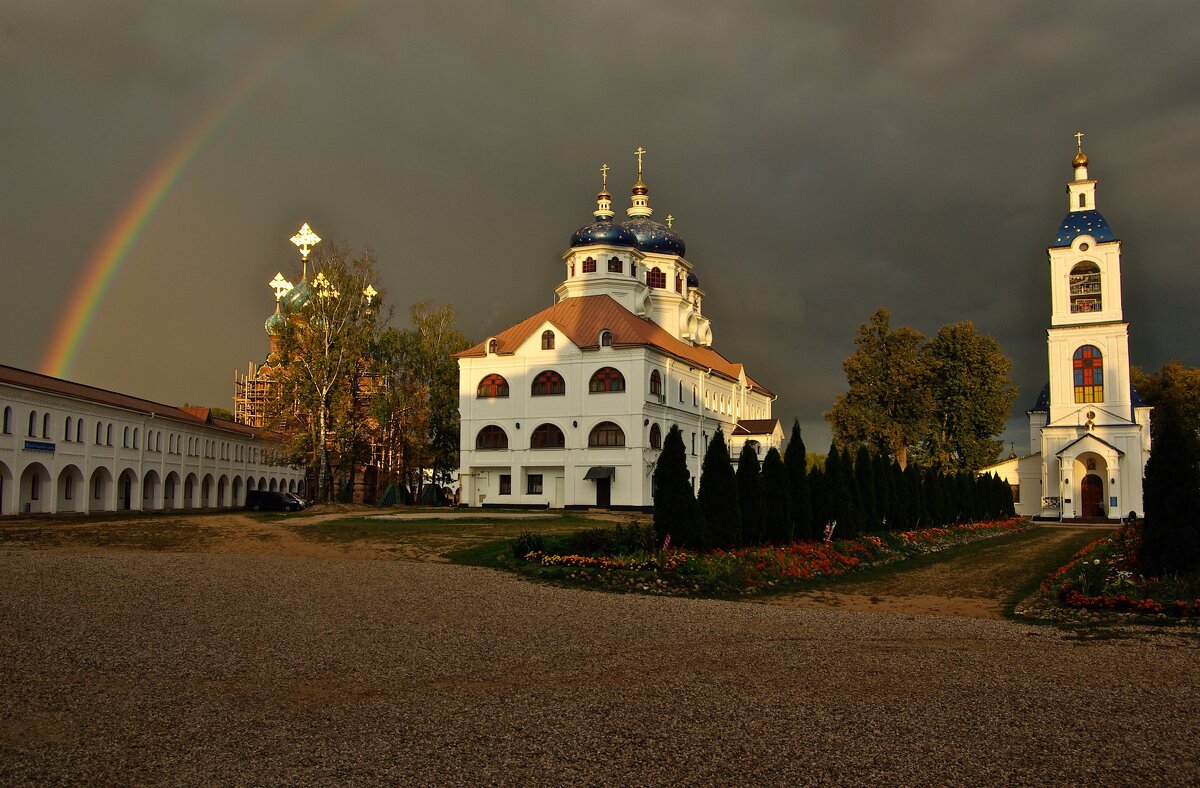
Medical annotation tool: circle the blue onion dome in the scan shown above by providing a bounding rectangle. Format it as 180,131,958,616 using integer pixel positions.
265,308,288,336
280,280,314,311
570,219,638,249
624,216,686,256
686,271,699,288
1031,383,1050,411
1052,210,1113,247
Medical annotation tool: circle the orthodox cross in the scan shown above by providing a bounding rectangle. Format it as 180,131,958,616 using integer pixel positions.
634,146,646,174
269,272,293,301
290,222,321,261
666,214,674,228
1074,131,1085,151
600,163,609,189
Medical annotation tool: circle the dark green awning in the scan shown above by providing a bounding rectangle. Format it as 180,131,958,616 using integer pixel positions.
583,466,615,481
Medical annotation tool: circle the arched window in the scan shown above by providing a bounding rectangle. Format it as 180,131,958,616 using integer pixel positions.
648,267,666,288
630,262,637,278
589,367,625,393
541,330,555,350
582,257,597,273
96,422,103,445
106,424,113,445
650,370,662,396
476,425,508,450
64,416,73,441
76,419,84,443
133,428,139,449
42,413,50,438
531,370,565,396
675,274,682,293
487,338,498,354
477,373,510,398
28,411,37,437
530,423,565,449
589,421,625,447
1069,262,1101,313
1,406,10,434
155,432,161,452
123,426,130,447
608,256,623,273
1073,345,1104,403
600,330,613,347
1079,193,1086,208
649,423,662,449
169,434,175,454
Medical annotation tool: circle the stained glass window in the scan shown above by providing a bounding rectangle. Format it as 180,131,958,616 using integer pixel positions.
589,367,625,393
531,370,565,396
582,257,597,273
648,267,666,288
477,373,509,398
1073,345,1103,403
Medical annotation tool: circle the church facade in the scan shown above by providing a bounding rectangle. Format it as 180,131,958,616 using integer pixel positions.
455,153,779,509
987,138,1150,519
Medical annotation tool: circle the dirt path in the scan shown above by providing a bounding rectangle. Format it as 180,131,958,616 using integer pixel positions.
765,525,1107,620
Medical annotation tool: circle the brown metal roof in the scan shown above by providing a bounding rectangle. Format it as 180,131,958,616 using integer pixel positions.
456,295,772,395
731,418,781,436
0,364,266,439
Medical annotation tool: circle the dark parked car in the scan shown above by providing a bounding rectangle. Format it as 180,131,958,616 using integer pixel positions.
283,492,310,509
245,490,303,512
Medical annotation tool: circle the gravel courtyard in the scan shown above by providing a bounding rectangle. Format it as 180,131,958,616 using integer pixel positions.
2,546,1198,785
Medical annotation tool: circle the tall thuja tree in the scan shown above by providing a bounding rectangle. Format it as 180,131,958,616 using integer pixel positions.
653,425,706,548
736,444,766,545
761,448,792,544
1133,362,1200,574
698,429,740,549
825,445,853,539
808,466,828,537
855,445,878,532
841,446,863,537
904,463,925,527
271,243,384,501
874,451,898,529
785,421,814,541
890,459,909,530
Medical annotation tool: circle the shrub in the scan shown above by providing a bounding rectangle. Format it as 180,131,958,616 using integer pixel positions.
512,531,546,560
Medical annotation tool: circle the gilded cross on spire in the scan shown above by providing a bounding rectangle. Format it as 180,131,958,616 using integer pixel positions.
666,214,674,228
600,163,609,188
1074,131,1085,151
634,146,647,175
290,222,321,261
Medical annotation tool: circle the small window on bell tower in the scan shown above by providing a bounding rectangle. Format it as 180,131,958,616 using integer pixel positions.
1069,262,1102,314
1079,193,1086,208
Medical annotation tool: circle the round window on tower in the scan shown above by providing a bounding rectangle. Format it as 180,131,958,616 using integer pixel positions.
1079,242,1089,251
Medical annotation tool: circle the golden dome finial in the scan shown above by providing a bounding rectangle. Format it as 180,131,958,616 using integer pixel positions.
598,162,610,198
1072,130,1088,168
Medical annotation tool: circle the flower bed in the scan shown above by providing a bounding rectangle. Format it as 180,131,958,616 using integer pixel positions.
1038,520,1200,618
516,518,1029,596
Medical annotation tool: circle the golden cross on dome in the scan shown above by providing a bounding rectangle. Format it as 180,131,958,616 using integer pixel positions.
634,146,646,174
1074,131,1085,151
269,272,293,300
600,163,609,188
363,284,378,305
290,222,321,261
666,214,674,228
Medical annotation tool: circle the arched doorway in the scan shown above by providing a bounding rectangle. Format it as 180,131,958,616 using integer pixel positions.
232,476,243,507
0,461,13,516
163,472,180,510
201,474,214,509
118,469,137,511
88,467,113,513
1081,474,1104,518
184,473,197,508
217,475,228,508
57,465,85,513
143,470,160,511
19,463,51,514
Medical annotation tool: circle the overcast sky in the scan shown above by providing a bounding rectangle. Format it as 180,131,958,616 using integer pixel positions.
3,1,1199,452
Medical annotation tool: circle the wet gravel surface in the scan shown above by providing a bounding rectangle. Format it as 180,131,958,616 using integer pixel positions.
1,550,1198,785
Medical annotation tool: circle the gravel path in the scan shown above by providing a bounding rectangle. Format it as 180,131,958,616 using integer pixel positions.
1,550,1197,785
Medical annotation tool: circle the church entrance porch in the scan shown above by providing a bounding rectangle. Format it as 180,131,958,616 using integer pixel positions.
1081,474,1104,518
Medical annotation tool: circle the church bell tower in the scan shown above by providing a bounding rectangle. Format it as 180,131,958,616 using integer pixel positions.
1036,134,1150,519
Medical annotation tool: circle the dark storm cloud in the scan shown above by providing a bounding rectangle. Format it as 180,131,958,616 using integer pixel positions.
3,0,1199,454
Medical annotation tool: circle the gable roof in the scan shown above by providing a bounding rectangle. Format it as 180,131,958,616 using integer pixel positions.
456,295,772,394
0,364,265,439
1055,432,1126,458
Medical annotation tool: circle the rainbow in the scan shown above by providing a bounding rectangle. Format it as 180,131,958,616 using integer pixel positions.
41,0,367,378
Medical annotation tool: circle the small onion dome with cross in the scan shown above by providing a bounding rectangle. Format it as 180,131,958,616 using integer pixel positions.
623,146,685,256
570,161,639,249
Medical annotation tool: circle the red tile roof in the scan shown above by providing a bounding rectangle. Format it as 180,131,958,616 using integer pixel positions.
0,364,266,438
456,295,772,394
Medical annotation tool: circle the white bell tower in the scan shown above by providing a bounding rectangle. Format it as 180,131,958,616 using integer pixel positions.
1036,133,1150,519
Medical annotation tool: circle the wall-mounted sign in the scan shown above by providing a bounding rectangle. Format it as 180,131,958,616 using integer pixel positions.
24,440,55,453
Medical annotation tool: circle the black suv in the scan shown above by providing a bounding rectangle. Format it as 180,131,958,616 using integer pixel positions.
245,490,303,512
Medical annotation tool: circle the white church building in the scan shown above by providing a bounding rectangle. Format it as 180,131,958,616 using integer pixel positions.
456,153,780,510
986,138,1150,520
